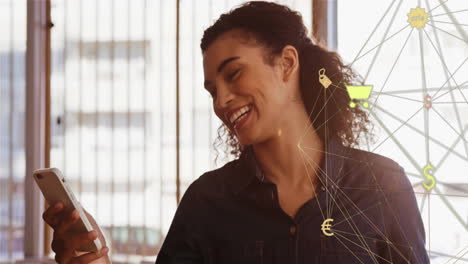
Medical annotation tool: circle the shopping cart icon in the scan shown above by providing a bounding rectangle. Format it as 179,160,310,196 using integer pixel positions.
345,85,373,108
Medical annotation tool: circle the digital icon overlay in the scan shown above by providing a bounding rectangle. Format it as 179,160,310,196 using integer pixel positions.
345,85,373,108
407,7,429,29
321,218,334,236
318,68,332,89
422,163,436,191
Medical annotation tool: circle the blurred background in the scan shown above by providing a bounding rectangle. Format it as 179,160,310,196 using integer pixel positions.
0,0,466,263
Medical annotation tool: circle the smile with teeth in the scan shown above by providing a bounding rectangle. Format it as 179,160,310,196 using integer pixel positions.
229,105,252,127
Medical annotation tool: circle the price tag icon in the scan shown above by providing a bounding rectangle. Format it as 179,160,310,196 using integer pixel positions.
318,68,332,89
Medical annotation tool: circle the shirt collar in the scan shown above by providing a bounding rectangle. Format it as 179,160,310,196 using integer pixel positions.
229,137,347,196
229,145,262,196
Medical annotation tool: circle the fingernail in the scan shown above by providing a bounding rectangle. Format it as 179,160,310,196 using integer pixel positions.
72,210,79,219
88,230,97,239
97,247,108,257
54,203,62,210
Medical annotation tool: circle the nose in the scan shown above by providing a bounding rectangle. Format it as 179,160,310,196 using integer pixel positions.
214,85,235,110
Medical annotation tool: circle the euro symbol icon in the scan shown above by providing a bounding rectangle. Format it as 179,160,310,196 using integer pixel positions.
422,163,436,191
321,218,334,236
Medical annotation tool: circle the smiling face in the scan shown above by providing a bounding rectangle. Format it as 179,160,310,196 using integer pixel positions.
203,29,300,146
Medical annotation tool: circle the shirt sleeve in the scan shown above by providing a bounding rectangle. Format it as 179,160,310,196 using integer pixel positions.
155,180,204,264
382,165,430,264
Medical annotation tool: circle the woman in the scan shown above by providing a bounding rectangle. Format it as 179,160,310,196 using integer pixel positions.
43,1,429,263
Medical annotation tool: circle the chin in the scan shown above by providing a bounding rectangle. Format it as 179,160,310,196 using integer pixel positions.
236,128,268,147
237,135,254,146
235,130,259,146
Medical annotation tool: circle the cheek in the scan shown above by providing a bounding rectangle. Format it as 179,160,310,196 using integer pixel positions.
259,93,288,127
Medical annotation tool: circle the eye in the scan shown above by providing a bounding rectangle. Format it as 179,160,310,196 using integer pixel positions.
227,69,240,81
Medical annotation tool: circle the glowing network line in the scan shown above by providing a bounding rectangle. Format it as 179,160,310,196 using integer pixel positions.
297,0,468,261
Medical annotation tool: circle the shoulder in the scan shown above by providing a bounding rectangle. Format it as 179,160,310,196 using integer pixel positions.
182,157,243,200
349,147,401,171
343,147,411,191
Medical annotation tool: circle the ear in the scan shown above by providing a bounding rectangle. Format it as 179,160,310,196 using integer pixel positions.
279,45,299,82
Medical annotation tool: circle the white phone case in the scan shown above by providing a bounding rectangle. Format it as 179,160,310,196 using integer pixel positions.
33,168,103,252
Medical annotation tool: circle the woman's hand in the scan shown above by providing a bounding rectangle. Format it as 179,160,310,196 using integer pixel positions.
42,202,110,264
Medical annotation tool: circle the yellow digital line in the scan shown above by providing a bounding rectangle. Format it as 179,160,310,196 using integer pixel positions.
452,247,468,264
301,145,412,261
431,8,468,18
442,246,468,264
333,202,383,226
428,0,449,13
351,25,410,65
333,231,388,264
300,151,385,262
333,232,367,264
430,20,468,27
426,23,468,44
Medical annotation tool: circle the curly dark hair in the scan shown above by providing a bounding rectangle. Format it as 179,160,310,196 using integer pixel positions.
200,1,373,161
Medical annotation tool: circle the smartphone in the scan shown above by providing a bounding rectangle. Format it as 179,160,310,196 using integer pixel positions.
33,168,103,252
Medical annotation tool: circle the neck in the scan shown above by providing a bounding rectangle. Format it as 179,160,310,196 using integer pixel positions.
252,106,324,191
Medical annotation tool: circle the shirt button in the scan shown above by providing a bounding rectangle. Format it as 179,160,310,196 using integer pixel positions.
289,225,296,235
321,186,325,191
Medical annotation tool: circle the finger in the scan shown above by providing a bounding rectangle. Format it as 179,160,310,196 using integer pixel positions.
50,210,69,229
69,247,109,264
42,202,64,227
61,231,99,264
70,230,98,250
56,210,80,237
51,240,66,264
54,247,74,264
51,232,94,255
51,238,65,254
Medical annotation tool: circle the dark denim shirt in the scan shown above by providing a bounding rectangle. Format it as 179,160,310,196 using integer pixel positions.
156,138,429,263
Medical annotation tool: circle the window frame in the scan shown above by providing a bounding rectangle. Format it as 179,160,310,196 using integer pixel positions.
17,0,334,261
24,0,51,259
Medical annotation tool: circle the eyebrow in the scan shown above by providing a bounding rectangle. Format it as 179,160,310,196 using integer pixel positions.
204,56,240,89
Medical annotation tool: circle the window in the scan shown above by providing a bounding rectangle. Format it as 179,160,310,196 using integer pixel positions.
338,0,468,261
49,0,311,262
0,0,26,261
